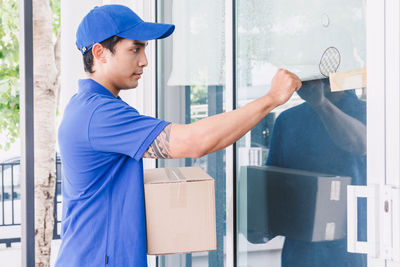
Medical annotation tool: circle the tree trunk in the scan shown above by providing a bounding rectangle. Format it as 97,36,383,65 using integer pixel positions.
33,0,58,265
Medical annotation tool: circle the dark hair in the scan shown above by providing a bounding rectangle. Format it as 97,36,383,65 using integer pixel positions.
83,36,124,73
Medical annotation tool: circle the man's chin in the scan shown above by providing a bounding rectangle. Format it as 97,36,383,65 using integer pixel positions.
120,80,139,90
121,81,139,90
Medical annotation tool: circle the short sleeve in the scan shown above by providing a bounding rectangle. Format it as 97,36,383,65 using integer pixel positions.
89,100,170,161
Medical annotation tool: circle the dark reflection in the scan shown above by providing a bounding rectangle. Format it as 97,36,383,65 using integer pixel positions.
264,78,367,267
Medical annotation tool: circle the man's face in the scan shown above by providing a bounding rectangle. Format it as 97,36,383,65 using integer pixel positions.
103,38,148,90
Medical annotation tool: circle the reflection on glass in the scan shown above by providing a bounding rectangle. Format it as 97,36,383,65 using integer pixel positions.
266,79,366,267
236,0,367,266
157,0,226,266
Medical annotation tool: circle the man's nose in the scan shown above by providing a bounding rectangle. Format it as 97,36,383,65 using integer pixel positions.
139,52,148,67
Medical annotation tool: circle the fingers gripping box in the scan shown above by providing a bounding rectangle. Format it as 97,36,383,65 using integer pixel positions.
144,167,217,255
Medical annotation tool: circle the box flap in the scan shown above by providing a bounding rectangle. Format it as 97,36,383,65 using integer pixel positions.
144,167,213,184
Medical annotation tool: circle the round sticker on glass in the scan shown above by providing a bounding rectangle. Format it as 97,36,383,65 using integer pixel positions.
319,47,341,77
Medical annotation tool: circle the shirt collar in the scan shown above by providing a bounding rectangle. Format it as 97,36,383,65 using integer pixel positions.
78,78,121,99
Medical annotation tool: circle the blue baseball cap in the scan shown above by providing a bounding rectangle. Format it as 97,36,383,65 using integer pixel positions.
76,5,175,54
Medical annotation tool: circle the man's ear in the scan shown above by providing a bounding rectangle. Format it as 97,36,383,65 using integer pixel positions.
92,43,107,63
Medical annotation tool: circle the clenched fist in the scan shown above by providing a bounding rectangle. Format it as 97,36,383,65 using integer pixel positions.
266,69,302,106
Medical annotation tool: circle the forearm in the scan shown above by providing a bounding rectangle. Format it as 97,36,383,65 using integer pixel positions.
163,69,301,159
313,99,366,155
175,95,278,157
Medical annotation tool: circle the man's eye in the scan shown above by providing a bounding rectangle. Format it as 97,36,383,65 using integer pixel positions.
133,48,140,53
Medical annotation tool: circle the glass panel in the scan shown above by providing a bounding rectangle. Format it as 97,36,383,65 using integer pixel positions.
0,0,22,265
157,0,226,266
236,1,367,267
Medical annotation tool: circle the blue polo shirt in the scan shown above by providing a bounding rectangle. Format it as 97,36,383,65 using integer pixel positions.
56,79,170,267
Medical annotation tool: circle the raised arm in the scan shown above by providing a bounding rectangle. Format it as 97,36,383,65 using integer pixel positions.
297,79,366,155
143,69,301,159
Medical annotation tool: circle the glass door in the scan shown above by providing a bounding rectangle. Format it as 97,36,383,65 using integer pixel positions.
156,0,227,266
235,1,372,266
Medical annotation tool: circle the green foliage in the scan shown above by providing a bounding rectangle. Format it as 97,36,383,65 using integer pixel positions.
189,85,207,123
0,77,19,151
50,0,61,36
0,0,60,151
190,85,207,105
0,0,20,151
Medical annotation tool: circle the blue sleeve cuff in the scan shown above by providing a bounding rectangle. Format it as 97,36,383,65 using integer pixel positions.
133,121,171,161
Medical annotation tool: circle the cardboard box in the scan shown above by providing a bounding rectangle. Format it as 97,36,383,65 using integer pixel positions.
144,167,217,255
241,166,351,243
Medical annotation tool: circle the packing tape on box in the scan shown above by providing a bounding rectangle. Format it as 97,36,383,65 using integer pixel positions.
325,222,336,241
165,168,187,182
166,168,188,208
330,180,341,201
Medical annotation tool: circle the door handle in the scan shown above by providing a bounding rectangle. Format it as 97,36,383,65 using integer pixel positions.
347,185,379,257
347,185,368,254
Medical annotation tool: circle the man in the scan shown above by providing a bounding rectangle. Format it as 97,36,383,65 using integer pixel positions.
266,78,367,267
56,4,301,267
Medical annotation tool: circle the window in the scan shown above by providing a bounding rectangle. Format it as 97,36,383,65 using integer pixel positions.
156,0,226,266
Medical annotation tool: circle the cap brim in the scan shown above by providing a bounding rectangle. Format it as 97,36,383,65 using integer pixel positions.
117,21,175,41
